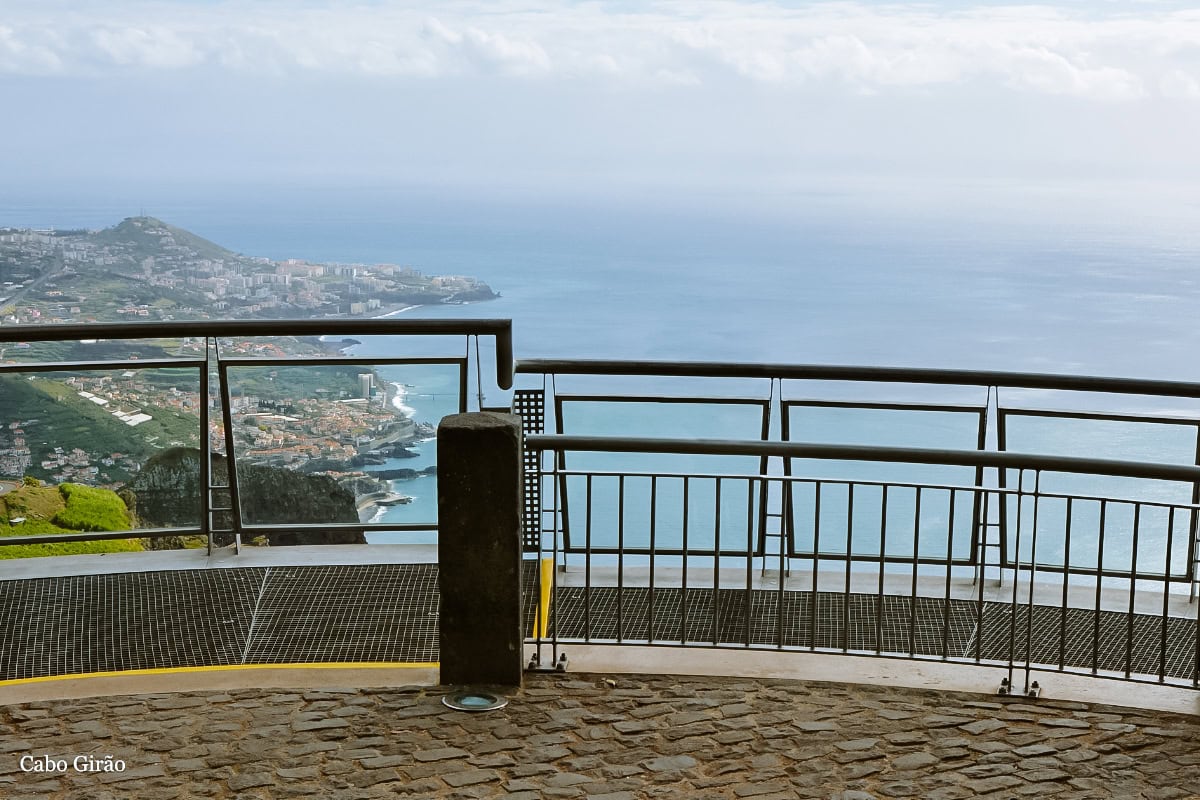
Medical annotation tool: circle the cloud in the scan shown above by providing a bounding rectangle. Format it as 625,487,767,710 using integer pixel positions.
0,1,1197,103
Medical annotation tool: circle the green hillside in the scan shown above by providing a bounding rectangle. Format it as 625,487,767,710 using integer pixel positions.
0,372,200,482
91,216,239,262
0,481,141,559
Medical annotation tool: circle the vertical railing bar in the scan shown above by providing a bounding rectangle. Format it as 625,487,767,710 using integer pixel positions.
1125,502,1142,680
775,477,787,650
682,477,690,646
199,338,212,555
550,447,561,661
1160,506,1175,683
648,475,657,645
473,334,484,411
843,483,854,654
533,446,545,660
1193,525,1200,687
1060,498,1073,672
909,487,921,658
1190,424,1200,601
942,489,956,660
876,485,888,656
216,360,243,553
1093,500,1107,676
745,478,755,648
458,358,469,414
975,488,988,663
584,474,593,642
1023,471,1041,694
1007,470,1025,690
712,477,722,647
997,409,1009,581
617,474,625,644
810,481,822,652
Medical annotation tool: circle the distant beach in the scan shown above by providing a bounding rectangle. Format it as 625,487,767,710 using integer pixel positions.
373,304,420,319
389,382,416,418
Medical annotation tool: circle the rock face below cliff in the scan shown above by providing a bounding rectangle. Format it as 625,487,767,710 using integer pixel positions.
127,447,366,546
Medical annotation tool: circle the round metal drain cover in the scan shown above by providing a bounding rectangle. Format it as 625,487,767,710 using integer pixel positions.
442,690,508,712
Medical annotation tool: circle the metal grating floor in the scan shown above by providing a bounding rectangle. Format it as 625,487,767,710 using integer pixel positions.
0,569,262,679
543,586,979,656
1,562,1196,682
976,603,1199,681
541,585,1199,681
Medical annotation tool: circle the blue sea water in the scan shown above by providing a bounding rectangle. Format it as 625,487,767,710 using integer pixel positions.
5,188,1200,568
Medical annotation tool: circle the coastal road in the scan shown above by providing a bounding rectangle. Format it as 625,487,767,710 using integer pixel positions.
0,480,18,496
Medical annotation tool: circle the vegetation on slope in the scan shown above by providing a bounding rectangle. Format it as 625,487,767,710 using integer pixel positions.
0,481,141,559
52,483,132,531
0,372,200,483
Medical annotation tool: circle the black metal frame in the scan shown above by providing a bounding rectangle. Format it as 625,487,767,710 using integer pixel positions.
552,393,770,555
996,406,1200,578
781,399,987,564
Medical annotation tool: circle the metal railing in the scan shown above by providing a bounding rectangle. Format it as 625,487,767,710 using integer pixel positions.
6,326,1200,694
512,358,1200,588
526,435,1200,694
0,319,512,552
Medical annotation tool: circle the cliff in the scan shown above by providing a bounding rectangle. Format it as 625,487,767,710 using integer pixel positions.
127,447,366,546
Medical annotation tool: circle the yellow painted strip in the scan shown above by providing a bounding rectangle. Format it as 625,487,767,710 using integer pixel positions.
0,661,438,688
535,556,554,639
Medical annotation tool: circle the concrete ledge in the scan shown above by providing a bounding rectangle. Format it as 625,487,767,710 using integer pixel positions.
0,543,438,581
4,645,1197,717
0,663,439,705
558,644,1200,716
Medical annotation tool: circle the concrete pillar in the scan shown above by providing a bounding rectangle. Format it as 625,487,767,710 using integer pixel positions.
437,412,524,687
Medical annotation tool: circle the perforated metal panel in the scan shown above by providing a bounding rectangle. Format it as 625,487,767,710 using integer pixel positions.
0,562,547,679
512,389,546,552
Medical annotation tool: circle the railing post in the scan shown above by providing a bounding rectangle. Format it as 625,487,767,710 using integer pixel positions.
437,412,524,688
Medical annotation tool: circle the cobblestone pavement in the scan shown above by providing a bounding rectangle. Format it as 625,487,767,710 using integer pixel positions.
2,673,1199,799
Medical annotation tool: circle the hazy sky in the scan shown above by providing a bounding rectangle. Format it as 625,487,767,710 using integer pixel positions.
4,1,1200,225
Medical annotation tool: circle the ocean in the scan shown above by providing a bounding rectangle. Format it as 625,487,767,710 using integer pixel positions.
5,187,1200,569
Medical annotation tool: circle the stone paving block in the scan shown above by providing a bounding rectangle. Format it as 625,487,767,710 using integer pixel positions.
442,768,502,787
412,746,471,762
892,752,940,770
292,718,351,732
95,765,168,784
1038,717,1091,728
731,779,793,797
844,763,884,780
959,718,1007,735
834,738,878,751
642,755,697,772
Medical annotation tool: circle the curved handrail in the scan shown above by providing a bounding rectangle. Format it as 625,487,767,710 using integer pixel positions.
515,358,1200,399
0,318,515,389
526,434,1200,483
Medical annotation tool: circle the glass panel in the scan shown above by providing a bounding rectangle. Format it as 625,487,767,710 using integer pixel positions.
365,363,462,543
0,366,201,556
224,362,459,542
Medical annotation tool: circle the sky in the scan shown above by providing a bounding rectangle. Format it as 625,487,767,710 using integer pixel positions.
3,1,1200,229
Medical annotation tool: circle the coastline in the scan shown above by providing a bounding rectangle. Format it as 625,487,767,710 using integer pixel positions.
355,380,420,524
372,304,420,319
